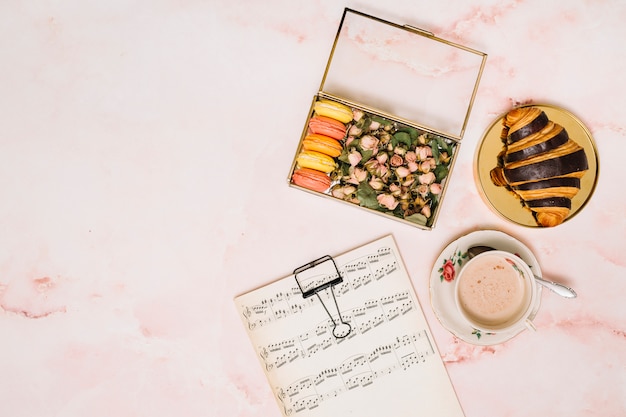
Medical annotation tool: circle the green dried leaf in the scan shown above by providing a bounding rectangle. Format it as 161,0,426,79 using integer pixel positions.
392,132,412,148
434,164,449,182
356,181,379,209
430,141,440,161
397,126,419,142
436,137,450,154
405,213,428,225
372,116,393,127
338,147,351,164
360,149,373,162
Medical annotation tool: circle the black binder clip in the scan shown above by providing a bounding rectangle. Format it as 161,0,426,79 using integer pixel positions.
294,255,352,339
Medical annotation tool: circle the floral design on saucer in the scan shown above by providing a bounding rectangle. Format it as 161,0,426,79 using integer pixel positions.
437,248,468,282
429,230,542,346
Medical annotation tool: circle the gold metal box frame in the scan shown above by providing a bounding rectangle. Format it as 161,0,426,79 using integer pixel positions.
288,8,488,230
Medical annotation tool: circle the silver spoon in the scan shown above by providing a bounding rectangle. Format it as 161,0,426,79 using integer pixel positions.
467,245,577,299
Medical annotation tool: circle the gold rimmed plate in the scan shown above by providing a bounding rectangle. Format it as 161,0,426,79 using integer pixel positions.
474,104,599,227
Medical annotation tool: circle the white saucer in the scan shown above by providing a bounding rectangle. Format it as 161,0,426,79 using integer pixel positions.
429,230,542,346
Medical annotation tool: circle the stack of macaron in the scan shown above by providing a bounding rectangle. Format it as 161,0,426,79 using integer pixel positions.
292,99,353,192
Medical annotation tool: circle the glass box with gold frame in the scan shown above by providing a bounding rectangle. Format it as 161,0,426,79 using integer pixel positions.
287,8,487,230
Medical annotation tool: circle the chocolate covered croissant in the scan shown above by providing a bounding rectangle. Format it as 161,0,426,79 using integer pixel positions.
490,107,588,227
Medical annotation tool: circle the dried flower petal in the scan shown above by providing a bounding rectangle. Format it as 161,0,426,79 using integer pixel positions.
369,177,385,191
347,167,368,184
389,183,402,197
377,193,399,210
348,149,362,167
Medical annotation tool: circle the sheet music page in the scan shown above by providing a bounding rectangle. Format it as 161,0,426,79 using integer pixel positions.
234,235,464,417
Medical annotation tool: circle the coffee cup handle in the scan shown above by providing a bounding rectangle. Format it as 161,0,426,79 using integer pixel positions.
524,319,537,332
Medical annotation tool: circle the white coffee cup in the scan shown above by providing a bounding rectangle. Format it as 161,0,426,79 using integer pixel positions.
454,250,538,333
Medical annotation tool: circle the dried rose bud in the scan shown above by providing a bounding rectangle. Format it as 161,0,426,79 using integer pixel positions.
364,158,390,181
349,125,362,136
395,166,410,178
419,172,436,184
405,151,417,163
390,154,404,167
360,135,379,151
419,161,431,173
416,146,432,161
353,109,364,122
369,121,380,131
439,151,451,164
389,183,402,197
430,183,442,194
408,161,419,172
421,205,432,218
417,184,430,196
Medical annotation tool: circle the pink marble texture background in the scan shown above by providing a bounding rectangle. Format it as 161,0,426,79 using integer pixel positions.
1,1,624,416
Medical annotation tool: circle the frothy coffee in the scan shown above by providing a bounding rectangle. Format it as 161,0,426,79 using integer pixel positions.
457,253,528,328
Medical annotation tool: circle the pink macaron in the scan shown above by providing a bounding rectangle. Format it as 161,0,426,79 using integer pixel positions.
291,168,332,192
308,115,347,140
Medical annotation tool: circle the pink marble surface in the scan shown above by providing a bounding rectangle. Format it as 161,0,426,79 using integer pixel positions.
0,1,624,416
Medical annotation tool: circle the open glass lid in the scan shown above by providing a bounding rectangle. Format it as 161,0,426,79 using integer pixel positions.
320,9,487,140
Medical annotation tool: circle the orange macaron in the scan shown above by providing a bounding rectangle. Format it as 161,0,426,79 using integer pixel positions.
308,115,347,140
302,134,343,158
291,168,332,192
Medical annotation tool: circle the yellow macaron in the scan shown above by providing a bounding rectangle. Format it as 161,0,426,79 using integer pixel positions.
296,150,337,173
314,99,353,124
